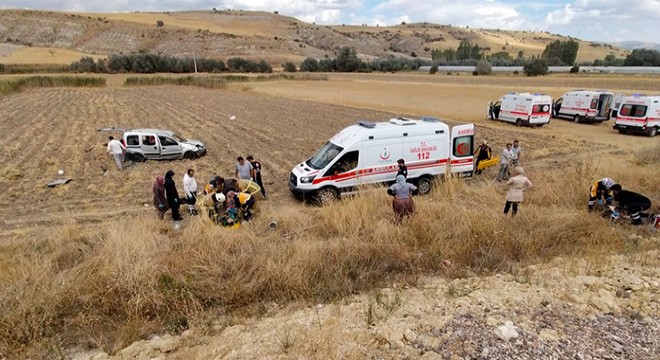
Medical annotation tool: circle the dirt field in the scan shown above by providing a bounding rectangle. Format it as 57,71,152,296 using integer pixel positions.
0,73,658,358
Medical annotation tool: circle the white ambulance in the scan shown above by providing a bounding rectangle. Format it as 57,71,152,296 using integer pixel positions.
289,117,475,204
490,93,552,127
613,95,660,137
552,90,614,123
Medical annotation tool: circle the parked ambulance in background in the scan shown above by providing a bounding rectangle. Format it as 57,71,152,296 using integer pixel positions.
490,93,552,127
553,90,614,123
289,117,475,204
613,95,660,137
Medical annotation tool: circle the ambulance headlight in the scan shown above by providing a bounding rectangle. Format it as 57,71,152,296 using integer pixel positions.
300,175,316,184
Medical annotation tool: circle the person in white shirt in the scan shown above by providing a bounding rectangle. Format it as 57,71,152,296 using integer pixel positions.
511,140,522,167
183,169,199,216
497,143,513,181
106,136,126,170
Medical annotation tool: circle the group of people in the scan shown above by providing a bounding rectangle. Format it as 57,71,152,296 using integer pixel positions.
588,177,653,225
152,156,268,229
474,139,522,182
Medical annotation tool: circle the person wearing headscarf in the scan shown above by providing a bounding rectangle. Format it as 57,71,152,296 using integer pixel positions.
152,175,168,219
387,175,418,221
504,167,533,217
164,170,182,222
588,177,616,211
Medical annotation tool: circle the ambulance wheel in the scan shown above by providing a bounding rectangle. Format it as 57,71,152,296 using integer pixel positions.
316,187,338,206
647,127,657,137
184,151,197,160
515,119,522,127
617,130,626,134
573,115,581,123
416,177,433,196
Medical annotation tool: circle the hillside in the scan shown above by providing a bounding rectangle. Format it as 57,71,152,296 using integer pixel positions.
0,9,629,66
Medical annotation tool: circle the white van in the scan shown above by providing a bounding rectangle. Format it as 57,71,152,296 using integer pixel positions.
289,117,475,204
491,93,552,127
613,95,660,137
122,128,207,162
552,90,614,123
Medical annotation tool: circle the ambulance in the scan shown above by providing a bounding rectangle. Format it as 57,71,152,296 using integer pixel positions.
613,95,660,137
289,117,475,204
552,90,614,123
490,93,552,127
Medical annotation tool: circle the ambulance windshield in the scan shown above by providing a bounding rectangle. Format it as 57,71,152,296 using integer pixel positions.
307,141,344,170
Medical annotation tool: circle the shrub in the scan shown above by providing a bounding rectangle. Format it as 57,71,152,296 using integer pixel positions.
300,57,320,72
156,20,164,27
0,63,5,73
283,62,297,72
0,76,106,96
569,64,580,73
429,64,438,74
474,60,492,75
523,59,548,76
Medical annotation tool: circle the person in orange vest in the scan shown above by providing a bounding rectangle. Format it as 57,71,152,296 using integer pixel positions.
228,190,256,221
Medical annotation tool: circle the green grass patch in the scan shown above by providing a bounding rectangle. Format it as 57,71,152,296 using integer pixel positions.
0,76,106,96
123,73,328,88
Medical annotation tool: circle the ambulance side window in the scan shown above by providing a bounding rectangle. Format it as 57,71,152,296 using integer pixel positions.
453,136,473,157
326,151,359,176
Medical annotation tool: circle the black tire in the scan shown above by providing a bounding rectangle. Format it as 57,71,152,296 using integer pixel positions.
617,130,626,135
316,187,338,206
131,153,146,163
183,151,197,160
515,119,522,127
648,127,658,137
573,115,581,123
416,177,433,196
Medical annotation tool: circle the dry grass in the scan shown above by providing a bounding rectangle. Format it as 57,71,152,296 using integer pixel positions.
124,74,327,87
1,158,657,357
0,76,106,96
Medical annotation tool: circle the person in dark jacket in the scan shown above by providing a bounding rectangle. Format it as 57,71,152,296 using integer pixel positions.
164,170,183,222
247,155,268,198
474,140,492,175
152,175,169,219
396,159,408,179
610,184,652,225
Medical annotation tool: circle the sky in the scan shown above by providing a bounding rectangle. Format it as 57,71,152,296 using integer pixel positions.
1,0,659,43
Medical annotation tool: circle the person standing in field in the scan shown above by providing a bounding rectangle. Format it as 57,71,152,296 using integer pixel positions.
235,156,255,181
164,170,183,224
247,155,268,199
474,140,492,175
511,140,522,167
387,174,418,222
106,136,126,171
152,175,169,220
397,159,408,179
183,169,198,216
497,143,513,181
504,167,533,217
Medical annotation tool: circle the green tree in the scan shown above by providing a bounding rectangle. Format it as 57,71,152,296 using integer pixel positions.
300,57,320,72
523,59,548,76
335,47,363,72
429,63,438,74
623,49,660,66
491,51,513,61
456,39,473,60
283,61,297,72
541,39,579,65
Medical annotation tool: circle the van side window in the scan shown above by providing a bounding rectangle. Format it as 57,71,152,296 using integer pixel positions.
142,136,156,146
590,99,598,109
159,136,178,146
326,151,359,176
453,136,473,157
126,135,139,146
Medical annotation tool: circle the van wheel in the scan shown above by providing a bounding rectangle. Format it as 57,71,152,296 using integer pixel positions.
648,127,658,137
617,130,626,135
573,115,581,123
131,153,145,163
184,151,197,160
316,187,338,206
416,177,433,196
515,119,522,127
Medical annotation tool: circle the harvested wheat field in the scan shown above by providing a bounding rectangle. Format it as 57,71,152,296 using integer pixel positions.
0,73,658,359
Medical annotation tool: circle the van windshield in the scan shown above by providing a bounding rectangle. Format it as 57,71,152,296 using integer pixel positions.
306,142,344,170
172,133,187,142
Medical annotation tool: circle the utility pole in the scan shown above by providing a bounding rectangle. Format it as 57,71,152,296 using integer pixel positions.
193,48,198,74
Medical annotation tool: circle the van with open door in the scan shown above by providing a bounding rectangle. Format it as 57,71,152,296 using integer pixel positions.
613,95,660,137
552,90,614,123
289,117,475,204
490,93,552,127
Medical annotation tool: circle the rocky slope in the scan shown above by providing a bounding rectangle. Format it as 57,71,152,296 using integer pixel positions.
70,243,659,360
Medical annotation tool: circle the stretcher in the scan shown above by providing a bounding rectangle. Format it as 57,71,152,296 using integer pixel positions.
477,156,500,171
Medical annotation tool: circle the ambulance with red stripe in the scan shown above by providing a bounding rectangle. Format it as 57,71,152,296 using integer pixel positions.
289,117,475,204
552,90,614,123
491,93,552,127
613,95,659,137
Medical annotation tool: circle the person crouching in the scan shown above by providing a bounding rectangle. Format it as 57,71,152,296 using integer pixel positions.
387,174,418,222
228,190,256,222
